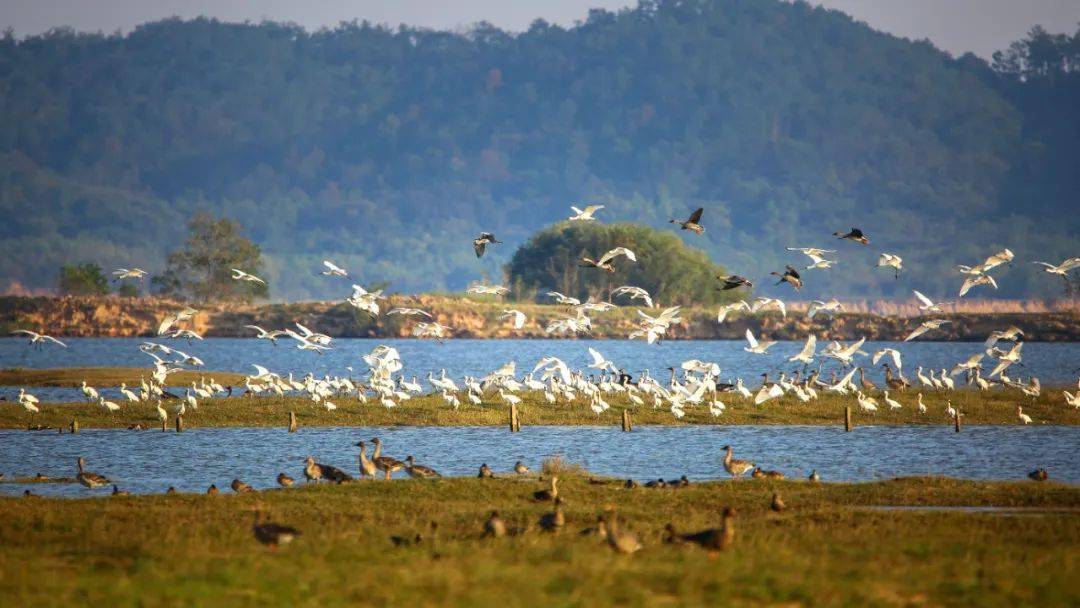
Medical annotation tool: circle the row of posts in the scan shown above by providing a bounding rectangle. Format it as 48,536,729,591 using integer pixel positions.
844,406,961,432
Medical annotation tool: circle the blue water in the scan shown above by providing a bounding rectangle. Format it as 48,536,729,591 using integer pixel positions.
2,337,1077,402
1,424,1074,497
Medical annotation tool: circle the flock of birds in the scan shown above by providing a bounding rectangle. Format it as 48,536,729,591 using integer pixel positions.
10,204,1079,427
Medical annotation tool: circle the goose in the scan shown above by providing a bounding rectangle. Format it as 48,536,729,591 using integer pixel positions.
499,309,527,329
514,461,530,475
370,438,404,480
24,490,41,498
478,463,494,478
112,267,148,280
355,441,379,479
770,265,803,290
882,364,908,391
601,512,642,554
752,467,785,479
539,497,566,532
716,300,751,323
252,511,300,548
882,391,902,410
833,227,868,244
771,492,787,512
483,511,507,538
788,334,817,364
230,268,266,284
1017,406,1032,425
913,290,954,312
206,484,219,495
580,247,636,272
959,273,998,297
904,319,951,342
568,204,604,221
532,476,559,502
916,393,927,414
722,445,755,479
276,472,294,487
321,259,348,277
716,275,753,290
1032,257,1080,275
664,506,736,553
744,329,776,355
404,456,442,479
611,285,654,307
876,253,903,278
808,470,820,483
76,457,110,489
231,478,254,493
111,485,130,496
11,329,68,348
472,232,501,257
670,207,704,234
1028,468,1049,481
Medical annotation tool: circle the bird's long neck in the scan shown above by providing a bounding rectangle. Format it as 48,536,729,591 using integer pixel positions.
372,442,382,459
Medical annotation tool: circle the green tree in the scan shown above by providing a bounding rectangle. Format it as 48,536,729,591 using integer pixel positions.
153,213,268,302
506,222,736,306
115,282,139,298
57,263,109,296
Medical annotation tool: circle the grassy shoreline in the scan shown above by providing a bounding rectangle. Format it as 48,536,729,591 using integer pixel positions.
2,385,1076,428
1,476,1077,605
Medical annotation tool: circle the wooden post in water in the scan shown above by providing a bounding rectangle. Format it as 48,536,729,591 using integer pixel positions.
509,403,520,432
70,418,78,434
954,410,962,433
175,414,184,433
288,411,298,433
844,407,852,432
621,409,632,432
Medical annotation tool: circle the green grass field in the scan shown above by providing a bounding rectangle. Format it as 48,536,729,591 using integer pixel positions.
0,475,1077,606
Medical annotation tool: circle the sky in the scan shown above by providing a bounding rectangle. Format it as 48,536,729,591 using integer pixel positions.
2,0,1079,59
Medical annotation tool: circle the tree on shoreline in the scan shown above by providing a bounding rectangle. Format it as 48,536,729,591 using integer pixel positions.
152,214,267,303
57,263,109,296
505,222,737,306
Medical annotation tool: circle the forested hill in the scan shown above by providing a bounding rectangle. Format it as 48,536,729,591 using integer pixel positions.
1,0,1077,301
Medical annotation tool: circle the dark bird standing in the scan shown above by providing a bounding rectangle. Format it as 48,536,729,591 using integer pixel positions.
664,506,736,553
252,511,300,548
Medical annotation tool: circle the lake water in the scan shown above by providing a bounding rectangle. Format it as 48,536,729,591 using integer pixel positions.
2,337,1077,402
1,424,1075,497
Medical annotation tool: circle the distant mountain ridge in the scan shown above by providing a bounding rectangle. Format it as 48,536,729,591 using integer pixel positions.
0,0,1077,300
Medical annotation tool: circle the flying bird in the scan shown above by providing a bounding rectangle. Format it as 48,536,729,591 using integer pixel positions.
387,308,433,318
612,285,654,307
11,330,67,349
959,274,998,297
716,275,753,290
112,268,147,280
499,309,527,329
466,283,510,296
743,329,776,354
580,247,636,272
472,232,501,258
771,265,802,290
321,260,348,277
231,269,266,284
833,228,868,244
806,299,843,319
670,207,704,234
568,204,604,221
789,334,817,364
904,319,951,342
716,300,751,323
876,253,903,279
1032,257,1080,276
912,290,954,312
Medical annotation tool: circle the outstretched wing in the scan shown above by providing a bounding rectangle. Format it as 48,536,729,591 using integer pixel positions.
473,239,486,258
745,328,759,348
912,290,934,307
687,207,703,224
598,247,636,266
904,324,929,342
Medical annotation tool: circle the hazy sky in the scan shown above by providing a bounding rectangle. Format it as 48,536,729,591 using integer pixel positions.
3,0,1079,58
